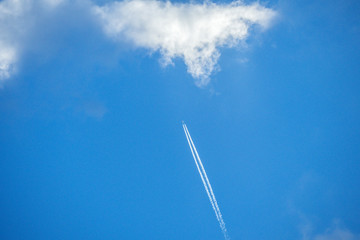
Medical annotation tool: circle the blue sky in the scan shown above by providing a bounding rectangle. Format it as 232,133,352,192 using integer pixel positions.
0,0,360,239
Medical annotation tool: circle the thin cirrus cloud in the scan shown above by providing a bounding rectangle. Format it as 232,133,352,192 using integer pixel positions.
94,0,276,86
0,0,65,85
314,227,360,240
0,0,24,83
0,0,276,87
308,222,360,240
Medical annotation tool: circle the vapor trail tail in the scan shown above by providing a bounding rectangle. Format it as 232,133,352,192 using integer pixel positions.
182,122,230,240
182,124,220,222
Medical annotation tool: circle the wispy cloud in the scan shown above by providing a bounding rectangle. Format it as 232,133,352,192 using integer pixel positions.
0,42,16,82
0,0,24,83
82,101,107,120
293,209,359,240
94,0,276,86
313,224,360,240
286,172,360,240
0,0,276,87
303,220,360,240
0,0,65,85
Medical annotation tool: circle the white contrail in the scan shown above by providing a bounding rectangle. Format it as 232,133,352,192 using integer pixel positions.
182,124,221,222
184,124,228,239
182,122,229,240
184,124,229,238
184,124,229,239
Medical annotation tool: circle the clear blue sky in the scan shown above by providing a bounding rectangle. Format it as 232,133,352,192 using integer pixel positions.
0,0,359,239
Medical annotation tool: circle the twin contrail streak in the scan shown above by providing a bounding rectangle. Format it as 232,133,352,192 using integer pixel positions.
182,124,220,222
184,124,227,236
182,122,229,240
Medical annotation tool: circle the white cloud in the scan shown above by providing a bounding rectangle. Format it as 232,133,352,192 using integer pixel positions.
94,0,276,86
0,42,16,82
296,216,360,240
0,0,25,84
0,0,276,87
82,101,107,119
314,225,360,240
0,0,66,85
42,0,65,9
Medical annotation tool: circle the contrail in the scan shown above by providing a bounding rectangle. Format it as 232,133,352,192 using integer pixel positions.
184,124,228,238
182,122,229,240
182,124,221,223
